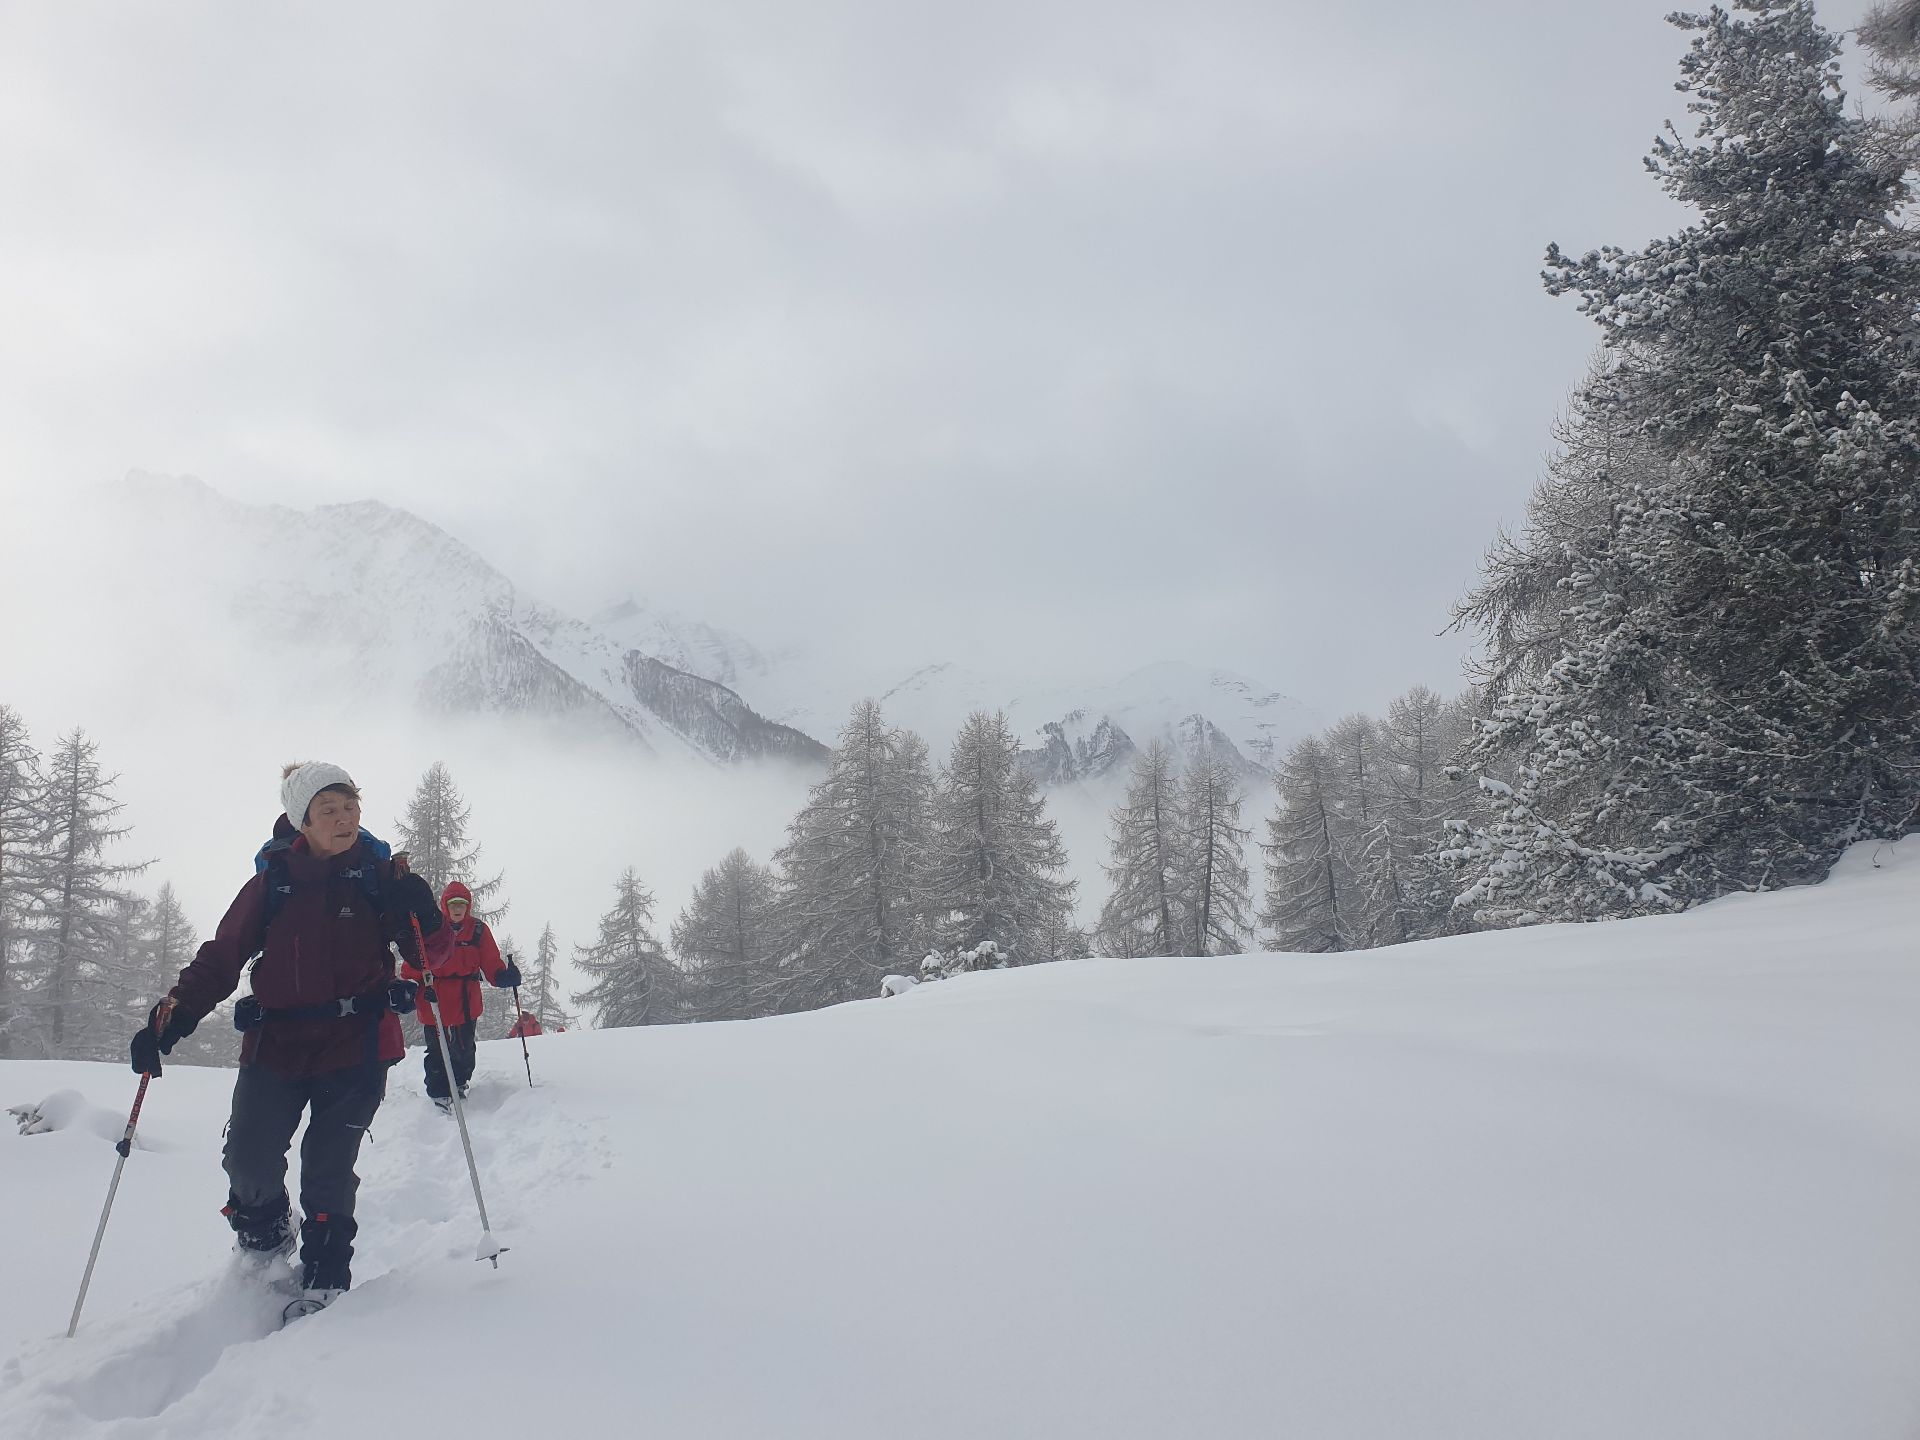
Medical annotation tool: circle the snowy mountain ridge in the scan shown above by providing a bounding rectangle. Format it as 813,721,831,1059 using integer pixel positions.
93,473,827,767
743,655,1321,784
76,473,1317,784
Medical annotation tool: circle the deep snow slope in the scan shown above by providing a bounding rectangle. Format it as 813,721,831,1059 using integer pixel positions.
4,843,1918,1439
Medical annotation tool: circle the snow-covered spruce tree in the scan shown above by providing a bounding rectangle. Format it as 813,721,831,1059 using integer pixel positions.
572,868,673,1028
1453,1,1920,922
1260,735,1354,953
671,848,778,1021
527,923,576,1032
765,701,934,1012
1177,753,1253,956
924,710,1077,962
24,730,147,1056
393,761,507,915
1096,739,1188,957
0,705,46,1056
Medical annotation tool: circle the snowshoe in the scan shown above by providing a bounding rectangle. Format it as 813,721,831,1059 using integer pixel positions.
281,1287,344,1325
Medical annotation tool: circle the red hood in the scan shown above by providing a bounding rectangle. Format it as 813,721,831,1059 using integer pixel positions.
440,881,473,926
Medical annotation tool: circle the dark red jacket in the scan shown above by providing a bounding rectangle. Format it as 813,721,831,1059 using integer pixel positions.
507,1011,543,1039
401,880,506,1027
169,821,452,1078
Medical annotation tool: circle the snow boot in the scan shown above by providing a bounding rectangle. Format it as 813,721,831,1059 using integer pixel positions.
433,1095,453,1116
224,1194,294,1262
298,1214,354,1288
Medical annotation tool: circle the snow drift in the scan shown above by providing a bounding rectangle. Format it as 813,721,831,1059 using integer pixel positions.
3,841,1916,1438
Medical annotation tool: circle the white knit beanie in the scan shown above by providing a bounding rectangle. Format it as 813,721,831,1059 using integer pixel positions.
281,762,357,829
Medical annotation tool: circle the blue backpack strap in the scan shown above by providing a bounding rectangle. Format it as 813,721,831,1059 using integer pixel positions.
335,830,391,913
257,827,393,934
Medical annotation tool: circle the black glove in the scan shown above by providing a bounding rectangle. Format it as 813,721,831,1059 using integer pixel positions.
388,978,420,1013
129,1002,196,1076
381,873,441,955
492,961,522,989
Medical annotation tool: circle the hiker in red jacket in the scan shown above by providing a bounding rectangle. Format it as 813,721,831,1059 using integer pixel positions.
507,1010,544,1039
128,762,451,1312
401,880,521,1111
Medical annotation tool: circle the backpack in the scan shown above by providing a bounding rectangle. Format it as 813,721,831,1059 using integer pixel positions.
253,826,393,940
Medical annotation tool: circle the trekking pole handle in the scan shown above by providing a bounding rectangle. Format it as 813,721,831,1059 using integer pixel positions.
391,939,436,995
121,997,175,1153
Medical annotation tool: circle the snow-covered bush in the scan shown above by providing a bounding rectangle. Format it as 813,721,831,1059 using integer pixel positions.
919,941,1012,983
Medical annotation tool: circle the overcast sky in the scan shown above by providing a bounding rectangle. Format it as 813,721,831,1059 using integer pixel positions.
0,0,1884,717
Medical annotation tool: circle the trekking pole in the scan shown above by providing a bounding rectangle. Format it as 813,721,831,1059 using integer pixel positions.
507,958,534,1088
68,999,173,1337
397,930,505,1268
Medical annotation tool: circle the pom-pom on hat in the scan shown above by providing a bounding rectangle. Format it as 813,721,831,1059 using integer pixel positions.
281,762,357,829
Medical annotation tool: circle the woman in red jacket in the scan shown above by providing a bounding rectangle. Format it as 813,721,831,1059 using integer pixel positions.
403,881,520,1111
129,762,450,1312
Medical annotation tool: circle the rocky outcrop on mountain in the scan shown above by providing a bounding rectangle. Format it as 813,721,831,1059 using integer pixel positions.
422,603,639,742
1016,709,1270,787
1174,714,1266,783
1018,712,1138,785
621,654,830,765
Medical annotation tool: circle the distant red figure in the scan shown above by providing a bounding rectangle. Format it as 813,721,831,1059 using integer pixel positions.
507,1011,543,1039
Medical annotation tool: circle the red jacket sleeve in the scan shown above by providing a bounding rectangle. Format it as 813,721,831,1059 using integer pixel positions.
169,873,268,1024
475,923,505,982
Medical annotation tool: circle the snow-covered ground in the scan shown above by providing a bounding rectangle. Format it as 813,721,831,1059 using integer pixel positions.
5,842,1918,1438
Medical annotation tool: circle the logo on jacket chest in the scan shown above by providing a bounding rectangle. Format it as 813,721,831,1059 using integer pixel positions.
337,904,357,920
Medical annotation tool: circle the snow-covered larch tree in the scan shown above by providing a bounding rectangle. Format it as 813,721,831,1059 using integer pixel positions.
1096,739,1187,957
1177,754,1253,956
393,761,506,915
766,701,934,1011
1325,714,1406,947
671,848,779,1021
1378,686,1474,939
1261,736,1352,954
0,705,46,1055
572,868,672,1029
26,729,146,1055
519,924,575,1032
924,710,1077,962
135,882,228,1066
